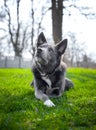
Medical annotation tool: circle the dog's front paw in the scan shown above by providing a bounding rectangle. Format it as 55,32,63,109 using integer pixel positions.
44,100,55,107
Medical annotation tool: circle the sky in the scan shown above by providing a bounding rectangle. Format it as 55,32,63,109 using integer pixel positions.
0,0,96,60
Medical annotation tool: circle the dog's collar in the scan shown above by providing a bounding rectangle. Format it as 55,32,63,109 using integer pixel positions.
35,60,59,77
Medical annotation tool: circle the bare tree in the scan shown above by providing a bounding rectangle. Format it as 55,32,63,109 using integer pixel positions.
30,0,51,55
81,54,96,68
3,0,28,57
82,54,89,68
30,0,34,50
50,0,96,43
67,32,85,67
37,5,51,36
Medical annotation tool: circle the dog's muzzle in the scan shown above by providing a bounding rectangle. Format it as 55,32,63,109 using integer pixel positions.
37,48,42,55
36,48,48,65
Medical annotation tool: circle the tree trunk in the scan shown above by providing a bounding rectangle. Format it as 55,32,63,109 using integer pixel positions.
14,47,22,57
51,0,63,43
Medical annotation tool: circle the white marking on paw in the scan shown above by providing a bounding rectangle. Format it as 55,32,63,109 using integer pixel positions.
44,100,55,107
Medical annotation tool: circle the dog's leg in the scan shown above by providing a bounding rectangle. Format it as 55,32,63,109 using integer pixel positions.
35,89,55,107
65,78,74,91
34,81,55,107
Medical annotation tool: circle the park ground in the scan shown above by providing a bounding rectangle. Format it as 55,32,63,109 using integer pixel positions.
0,68,96,130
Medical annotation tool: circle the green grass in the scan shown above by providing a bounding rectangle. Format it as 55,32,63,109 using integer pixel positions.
0,68,96,130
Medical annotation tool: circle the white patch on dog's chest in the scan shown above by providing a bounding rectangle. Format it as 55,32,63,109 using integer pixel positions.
42,76,52,87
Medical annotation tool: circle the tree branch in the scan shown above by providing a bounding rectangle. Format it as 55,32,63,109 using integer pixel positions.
37,7,51,35
63,4,96,19
15,0,21,48
21,26,28,51
4,0,14,45
31,0,34,49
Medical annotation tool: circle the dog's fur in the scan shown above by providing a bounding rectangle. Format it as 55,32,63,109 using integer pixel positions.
31,32,73,107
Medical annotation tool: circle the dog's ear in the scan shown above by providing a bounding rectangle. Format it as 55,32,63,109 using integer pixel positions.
37,32,47,47
55,39,68,55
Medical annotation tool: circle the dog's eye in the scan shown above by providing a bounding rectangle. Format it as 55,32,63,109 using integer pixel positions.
48,47,53,52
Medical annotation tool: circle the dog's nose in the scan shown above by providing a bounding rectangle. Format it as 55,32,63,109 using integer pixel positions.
37,48,42,54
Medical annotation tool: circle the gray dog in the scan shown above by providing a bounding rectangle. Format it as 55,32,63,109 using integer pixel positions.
31,32,73,107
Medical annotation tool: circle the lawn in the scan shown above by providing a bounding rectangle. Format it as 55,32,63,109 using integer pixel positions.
0,68,96,130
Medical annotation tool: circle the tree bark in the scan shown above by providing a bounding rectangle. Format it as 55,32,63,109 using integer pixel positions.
51,0,63,43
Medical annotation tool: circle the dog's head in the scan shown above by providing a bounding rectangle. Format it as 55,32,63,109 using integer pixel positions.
34,32,68,74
